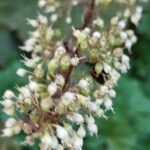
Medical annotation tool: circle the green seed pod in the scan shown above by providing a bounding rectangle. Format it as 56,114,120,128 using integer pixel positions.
48,58,59,74
95,62,103,76
60,54,71,71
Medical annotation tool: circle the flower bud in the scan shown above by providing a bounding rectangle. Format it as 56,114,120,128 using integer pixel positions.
47,82,57,96
95,62,103,76
3,90,15,99
56,126,69,141
48,58,58,74
17,68,27,77
77,126,86,138
60,55,71,70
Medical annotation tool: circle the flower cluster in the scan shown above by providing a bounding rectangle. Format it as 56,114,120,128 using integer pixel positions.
1,0,145,150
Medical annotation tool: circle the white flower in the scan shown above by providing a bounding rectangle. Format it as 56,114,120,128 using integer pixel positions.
50,14,58,22
5,118,16,128
1,99,14,108
73,135,83,149
41,133,52,146
73,113,84,124
77,126,86,138
29,81,39,91
120,31,128,40
17,68,27,77
104,97,113,110
118,20,126,29
51,135,59,149
96,99,103,105
3,90,15,99
78,79,89,89
125,40,132,50
19,87,31,98
103,64,112,74
86,115,95,125
122,55,130,64
63,92,76,102
56,126,69,141
2,128,14,137
47,82,57,96
88,123,98,136
108,90,116,98
55,46,66,58
38,14,48,24
13,125,21,134
38,0,46,8
71,57,80,66
66,17,72,24
4,107,15,116
93,31,101,39
87,101,98,112
27,19,38,27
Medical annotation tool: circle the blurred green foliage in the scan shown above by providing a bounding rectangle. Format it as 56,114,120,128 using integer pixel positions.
0,0,150,150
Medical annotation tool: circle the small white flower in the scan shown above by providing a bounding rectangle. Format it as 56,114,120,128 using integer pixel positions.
78,79,89,89
63,92,76,102
47,82,57,96
29,81,39,91
13,125,21,134
51,135,59,149
103,64,112,74
120,31,128,40
66,17,72,24
108,90,116,98
2,128,14,137
125,40,132,50
73,135,83,149
118,20,126,29
27,19,38,27
55,46,66,57
38,0,46,8
71,57,80,66
3,90,15,99
19,87,31,98
93,31,101,39
56,126,69,141
87,101,98,112
73,113,84,124
88,123,98,136
17,68,27,77
41,133,52,146
1,99,14,108
5,118,16,128
4,107,15,116
86,115,95,125
122,55,130,64
77,126,86,138
50,14,58,22
104,97,113,110
38,14,48,24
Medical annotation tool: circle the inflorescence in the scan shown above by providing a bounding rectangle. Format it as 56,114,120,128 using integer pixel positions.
1,0,146,150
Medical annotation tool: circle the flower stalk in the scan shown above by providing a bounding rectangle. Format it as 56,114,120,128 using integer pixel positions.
1,0,146,149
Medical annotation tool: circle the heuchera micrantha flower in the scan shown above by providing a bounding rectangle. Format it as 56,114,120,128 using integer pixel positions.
1,0,146,149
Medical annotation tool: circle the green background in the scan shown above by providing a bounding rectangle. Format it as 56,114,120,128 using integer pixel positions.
0,0,150,150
